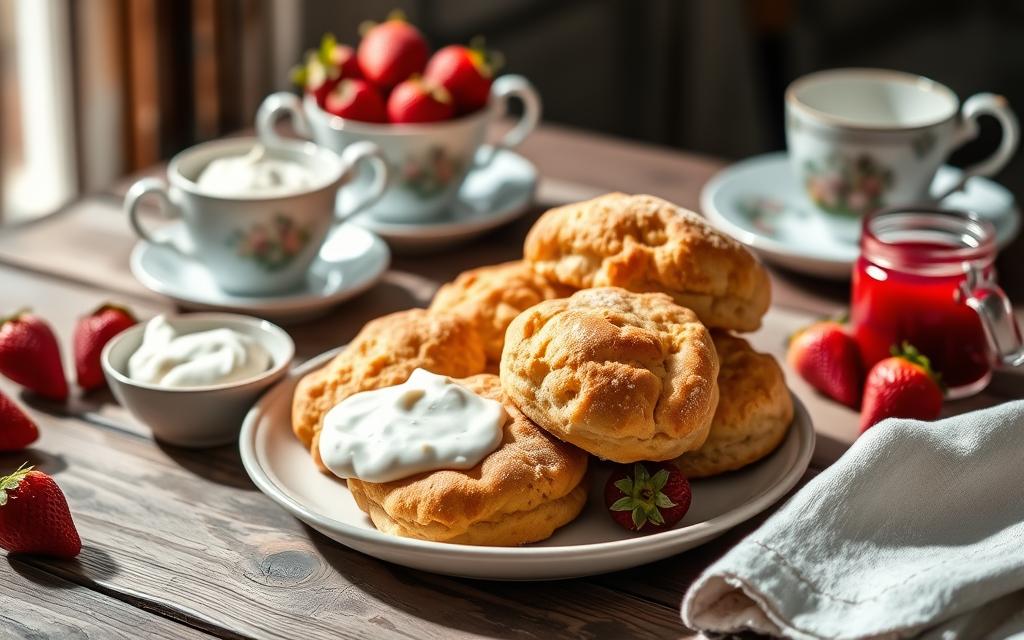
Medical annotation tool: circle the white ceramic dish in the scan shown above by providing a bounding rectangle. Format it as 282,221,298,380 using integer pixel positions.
239,350,815,580
347,146,538,253
701,151,1021,280
130,222,389,323
103,313,294,448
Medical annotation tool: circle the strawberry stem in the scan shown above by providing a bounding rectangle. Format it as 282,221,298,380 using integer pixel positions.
891,341,945,390
0,463,33,507
0,308,31,327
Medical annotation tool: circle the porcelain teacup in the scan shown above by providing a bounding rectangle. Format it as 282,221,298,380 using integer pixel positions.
255,74,540,224
124,136,387,296
785,68,1019,219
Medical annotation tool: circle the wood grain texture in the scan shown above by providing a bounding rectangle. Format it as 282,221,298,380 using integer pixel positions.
0,386,689,640
0,559,213,639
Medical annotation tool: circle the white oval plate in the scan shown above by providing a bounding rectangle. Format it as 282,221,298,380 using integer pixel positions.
702,151,1021,280
240,350,815,580
131,223,390,323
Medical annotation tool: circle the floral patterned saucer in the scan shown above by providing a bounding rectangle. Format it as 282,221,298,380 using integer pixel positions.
130,223,390,322
701,152,1021,280
347,146,537,253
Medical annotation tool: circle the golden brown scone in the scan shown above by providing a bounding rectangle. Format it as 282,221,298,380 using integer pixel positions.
524,193,771,332
292,309,486,455
429,260,573,363
347,374,589,545
676,333,793,477
500,287,720,463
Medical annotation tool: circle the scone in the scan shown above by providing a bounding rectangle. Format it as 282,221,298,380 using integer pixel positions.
347,374,589,546
292,309,486,457
524,193,771,332
500,287,720,463
429,260,573,364
676,333,793,477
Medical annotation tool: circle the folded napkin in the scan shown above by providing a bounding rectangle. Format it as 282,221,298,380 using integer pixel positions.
682,400,1024,640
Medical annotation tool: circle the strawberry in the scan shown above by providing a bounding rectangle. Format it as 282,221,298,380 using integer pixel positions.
387,77,454,123
0,310,68,401
324,78,387,123
0,464,81,558
74,303,136,391
424,40,501,114
357,13,429,89
0,390,39,451
291,35,360,106
787,319,863,409
604,462,691,533
860,342,944,432
292,51,340,106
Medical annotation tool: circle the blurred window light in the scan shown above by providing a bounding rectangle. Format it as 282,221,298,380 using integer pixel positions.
1,0,77,223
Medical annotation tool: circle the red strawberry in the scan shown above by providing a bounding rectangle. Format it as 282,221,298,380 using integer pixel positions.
357,14,429,89
387,78,454,123
0,464,81,558
860,342,944,432
293,51,340,106
787,319,863,409
326,41,361,80
0,311,68,401
74,303,136,391
424,41,501,114
604,462,691,533
324,78,387,123
0,391,39,451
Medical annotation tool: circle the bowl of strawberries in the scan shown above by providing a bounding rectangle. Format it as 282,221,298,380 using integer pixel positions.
257,13,541,225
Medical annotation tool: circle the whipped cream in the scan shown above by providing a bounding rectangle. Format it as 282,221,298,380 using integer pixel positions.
196,146,315,197
128,315,272,388
319,368,506,483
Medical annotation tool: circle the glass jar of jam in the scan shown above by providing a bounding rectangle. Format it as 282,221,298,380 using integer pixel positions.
852,207,1024,398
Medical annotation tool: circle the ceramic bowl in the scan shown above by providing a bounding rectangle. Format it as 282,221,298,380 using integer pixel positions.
102,313,295,448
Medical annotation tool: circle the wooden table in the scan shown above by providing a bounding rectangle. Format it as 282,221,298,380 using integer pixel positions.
1,122,1022,639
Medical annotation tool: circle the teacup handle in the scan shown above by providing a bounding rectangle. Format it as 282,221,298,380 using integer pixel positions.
478,74,542,165
256,92,312,147
335,141,390,222
936,93,1020,201
125,178,194,258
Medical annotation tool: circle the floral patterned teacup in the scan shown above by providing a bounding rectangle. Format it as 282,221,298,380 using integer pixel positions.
124,136,387,295
786,68,1019,219
256,74,540,224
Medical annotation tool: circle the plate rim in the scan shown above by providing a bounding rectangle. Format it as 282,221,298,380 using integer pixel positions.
239,349,816,563
701,151,1021,276
130,224,390,313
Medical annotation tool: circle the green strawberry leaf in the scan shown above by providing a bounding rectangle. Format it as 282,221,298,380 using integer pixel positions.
651,468,670,492
631,506,647,529
609,497,636,512
0,463,32,507
654,493,677,509
318,33,337,65
613,478,634,495
633,463,650,485
647,507,666,526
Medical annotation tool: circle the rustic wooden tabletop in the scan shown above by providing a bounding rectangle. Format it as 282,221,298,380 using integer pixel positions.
0,122,1021,639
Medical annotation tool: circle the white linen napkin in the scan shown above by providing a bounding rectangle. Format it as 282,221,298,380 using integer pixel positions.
681,400,1024,640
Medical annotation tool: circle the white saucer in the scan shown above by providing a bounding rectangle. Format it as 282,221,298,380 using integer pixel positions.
348,146,537,253
702,151,1021,280
239,349,815,581
130,223,390,323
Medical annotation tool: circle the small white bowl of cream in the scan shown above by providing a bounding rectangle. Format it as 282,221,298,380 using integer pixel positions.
102,313,294,448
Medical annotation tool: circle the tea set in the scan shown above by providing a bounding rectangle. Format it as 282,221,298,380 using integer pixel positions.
703,68,1021,279
126,73,541,319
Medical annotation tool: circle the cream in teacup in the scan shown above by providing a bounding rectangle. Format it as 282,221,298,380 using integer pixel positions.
196,146,315,198
785,68,1019,218
124,136,388,296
